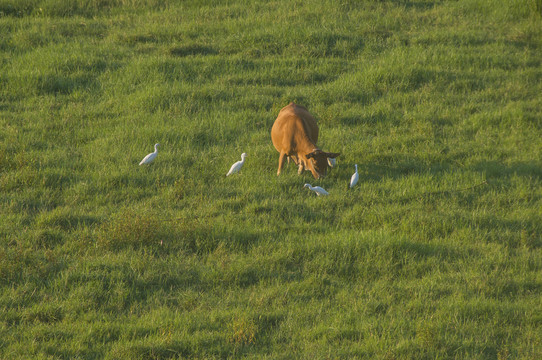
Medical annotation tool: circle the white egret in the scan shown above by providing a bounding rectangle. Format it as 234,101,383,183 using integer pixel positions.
226,153,247,176
139,143,159,165
350,164,359,188
327,157,336,168
304,183,329,196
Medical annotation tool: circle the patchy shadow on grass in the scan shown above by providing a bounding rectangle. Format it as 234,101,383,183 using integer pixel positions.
37,74,99,95
361,154,453,181
36,209,100,231
170,45,218,57
0,1,35,17
461,215,541,249
116,342,193,359
473,160,542,180
0,244,66,286
339,110,395,126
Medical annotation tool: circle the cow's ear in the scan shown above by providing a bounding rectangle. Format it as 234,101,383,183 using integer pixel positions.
307,150,325,159
326,152,340,158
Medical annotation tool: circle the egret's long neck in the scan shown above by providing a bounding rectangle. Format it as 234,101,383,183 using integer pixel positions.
154,145,159,152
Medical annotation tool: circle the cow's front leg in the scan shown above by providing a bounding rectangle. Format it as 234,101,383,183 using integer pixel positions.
298,158,306,175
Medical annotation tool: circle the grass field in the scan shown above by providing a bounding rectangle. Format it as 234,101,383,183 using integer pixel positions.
1,0,541,358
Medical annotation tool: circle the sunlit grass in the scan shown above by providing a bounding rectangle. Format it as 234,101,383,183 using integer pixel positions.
1,0,541,358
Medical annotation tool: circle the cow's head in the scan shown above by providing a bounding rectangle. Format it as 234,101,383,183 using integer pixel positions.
306,150,340,179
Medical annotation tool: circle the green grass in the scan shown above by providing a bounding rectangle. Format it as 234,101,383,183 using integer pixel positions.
1,0,541,358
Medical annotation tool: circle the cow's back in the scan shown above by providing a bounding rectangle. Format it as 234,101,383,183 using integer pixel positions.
271,103,318,153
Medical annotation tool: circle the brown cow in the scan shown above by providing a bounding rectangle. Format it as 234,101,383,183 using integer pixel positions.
271,103,340,179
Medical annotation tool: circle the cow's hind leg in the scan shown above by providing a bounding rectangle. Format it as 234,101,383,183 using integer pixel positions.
277,152,287,176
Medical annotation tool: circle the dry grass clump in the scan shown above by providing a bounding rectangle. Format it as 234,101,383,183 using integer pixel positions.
229,316,258,347
96,209,164,250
